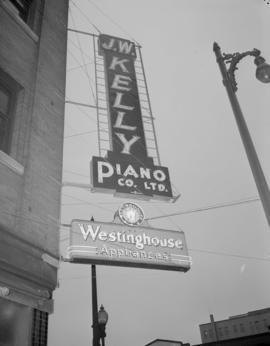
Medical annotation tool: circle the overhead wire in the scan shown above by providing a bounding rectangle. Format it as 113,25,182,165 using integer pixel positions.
65,97,97,124
64,130,97,139
189,248,270,263
86,0,140,45
69,8,96,104
68,37,93,60
145,196,260,221
69,0,101,34
62,193,115,213
67,61,93,72
63,169,90,178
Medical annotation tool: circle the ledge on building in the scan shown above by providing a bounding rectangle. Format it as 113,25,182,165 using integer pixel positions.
0,150,24,175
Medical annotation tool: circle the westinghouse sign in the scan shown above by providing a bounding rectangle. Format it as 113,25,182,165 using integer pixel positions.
91,34,173,200
67,219,191,272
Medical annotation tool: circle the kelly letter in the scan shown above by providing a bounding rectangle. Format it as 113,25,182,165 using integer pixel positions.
102,38,115,50
111,74,132,91
114,112,136,131
113,92,134,111
115,133,140,154
109,56,129,73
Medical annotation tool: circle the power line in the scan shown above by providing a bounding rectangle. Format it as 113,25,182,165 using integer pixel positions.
62,193,115,213
67,61,93,72
146,197,260,221
190,248,270,263
63,169,90,178
65,97,96,124
69,0,101,34
69,9,96,104
66,49,96,93
87,0,140,45
64,130,97,139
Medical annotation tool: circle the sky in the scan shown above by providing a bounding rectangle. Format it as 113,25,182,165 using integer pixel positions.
48,1,270,345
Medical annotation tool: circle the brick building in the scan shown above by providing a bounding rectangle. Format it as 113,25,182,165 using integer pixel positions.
0,0,68,344
199,308,270,344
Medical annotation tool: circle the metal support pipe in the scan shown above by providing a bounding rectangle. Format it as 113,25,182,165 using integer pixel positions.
213,42,270,227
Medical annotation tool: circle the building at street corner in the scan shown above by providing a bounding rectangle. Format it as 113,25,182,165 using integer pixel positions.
198,308,270,345
0,0,68,345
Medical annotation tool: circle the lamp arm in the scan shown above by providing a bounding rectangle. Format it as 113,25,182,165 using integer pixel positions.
222,49,261,91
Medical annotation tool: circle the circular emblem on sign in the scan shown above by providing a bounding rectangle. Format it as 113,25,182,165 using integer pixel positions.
118,202,144,226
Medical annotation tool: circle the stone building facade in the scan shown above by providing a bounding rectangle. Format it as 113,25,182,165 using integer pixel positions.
0,0,68,344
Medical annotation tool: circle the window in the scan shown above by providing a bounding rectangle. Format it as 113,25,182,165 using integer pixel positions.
0,70,20,154
31,309,48,346
0,85,13,153
240,324,245,333
4,0,43,34
255,321,260,332
233,325,238,333
263,319,269,329
6,0,33,22
249,321,254,332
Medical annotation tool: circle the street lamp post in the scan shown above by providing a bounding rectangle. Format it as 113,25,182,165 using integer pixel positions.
91,265,109,346
213,42,270,227
98,305,109,346
91,264,99,346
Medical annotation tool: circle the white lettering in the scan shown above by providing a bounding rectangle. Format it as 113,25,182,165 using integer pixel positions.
102,38,115,50
123,165,139,178
144,182,151,190
125,179,133,187
140,167,151,179
113,92,134,111
100,245,109,256
109,56,129,73
168,238,175,248
98,231,108,241
77,224,185,253
153,170,166,182
117,178,134,187
115,133,140,154
116,164,122,175
150,182,157,190
114,111,136,131
118,40,134,55
158,184,165,191
78,224,101,241
111,74,132,91
175,240,183,249
97,161,114,183
108,232,117,242
118,178,125,186
151,237,160,246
